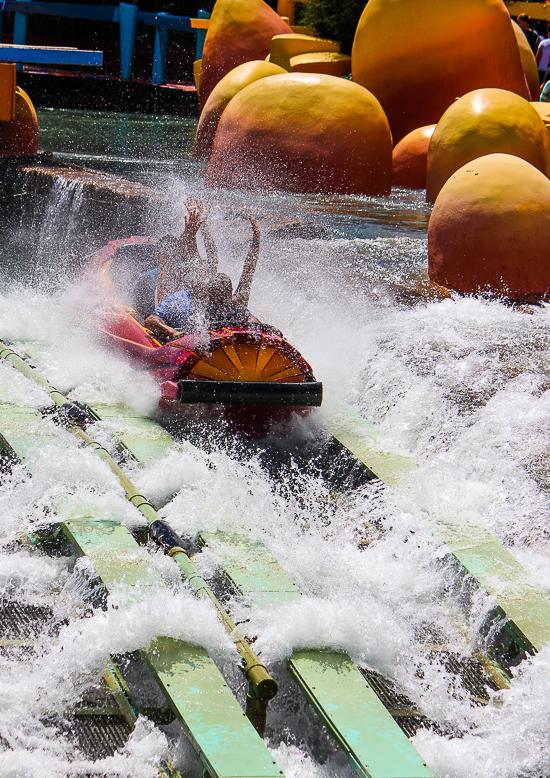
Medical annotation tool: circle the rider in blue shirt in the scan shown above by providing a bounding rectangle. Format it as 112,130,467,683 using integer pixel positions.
149,290,193,330
132,199,218,319
144,217,261,341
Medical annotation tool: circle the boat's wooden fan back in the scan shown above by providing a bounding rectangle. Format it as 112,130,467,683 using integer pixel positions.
187,331,311,384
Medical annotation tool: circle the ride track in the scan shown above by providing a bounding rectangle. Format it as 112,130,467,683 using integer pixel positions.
0,340,549,777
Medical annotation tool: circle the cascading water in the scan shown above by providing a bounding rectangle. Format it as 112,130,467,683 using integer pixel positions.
0,108,548,778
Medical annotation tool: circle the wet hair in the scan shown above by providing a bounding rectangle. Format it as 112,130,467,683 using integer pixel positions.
208,273,233,301
191,279,210,299
154,236,178,253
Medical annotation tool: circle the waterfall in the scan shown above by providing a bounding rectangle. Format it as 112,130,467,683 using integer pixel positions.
0,162,166,288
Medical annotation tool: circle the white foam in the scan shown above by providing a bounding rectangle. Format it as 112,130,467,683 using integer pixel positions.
1,195,550,776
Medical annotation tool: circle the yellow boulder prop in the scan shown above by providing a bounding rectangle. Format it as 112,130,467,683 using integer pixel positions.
194,60,287,160
290,51,351,77
199,0,291,110
269,33,340,70
0,86,38,158
428,153,550,300
268,33,350,77
426,88,550,202
392,124,435,189
530,101,550,133
193,59,202,91
352,0,530,144
512,20,539,100
206,73,392,195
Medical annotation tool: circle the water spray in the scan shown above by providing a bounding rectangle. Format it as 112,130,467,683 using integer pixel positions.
0,341,278,735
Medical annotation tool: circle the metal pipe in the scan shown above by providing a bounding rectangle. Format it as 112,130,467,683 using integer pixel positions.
177,379,323,406
0,342,278,726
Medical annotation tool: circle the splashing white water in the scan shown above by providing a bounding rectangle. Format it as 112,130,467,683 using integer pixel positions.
0,179,549,778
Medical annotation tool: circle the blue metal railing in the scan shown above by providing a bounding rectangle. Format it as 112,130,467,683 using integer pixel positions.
0,0,210,83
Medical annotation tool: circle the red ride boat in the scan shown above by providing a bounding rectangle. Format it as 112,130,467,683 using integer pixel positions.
83,236,322,437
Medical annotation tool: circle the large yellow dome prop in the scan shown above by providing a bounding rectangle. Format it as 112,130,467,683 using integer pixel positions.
199,0,291,110
428,153,550,300
205,73,392,195
351,0,530,144
194,60,287,160
426,88,550,202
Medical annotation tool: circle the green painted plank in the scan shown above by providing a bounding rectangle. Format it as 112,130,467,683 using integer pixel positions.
91,403,174,466
199,531,302,608
60,507,165,592
12,344,174,467
0,403,285,778
435,520,550,652
329,407,416,488
291,651,434,778
329,406,550,654
0,404,66,468
146,637,283,778
200,531,436,778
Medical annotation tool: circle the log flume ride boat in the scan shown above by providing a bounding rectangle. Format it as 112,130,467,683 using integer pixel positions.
83,237,323,437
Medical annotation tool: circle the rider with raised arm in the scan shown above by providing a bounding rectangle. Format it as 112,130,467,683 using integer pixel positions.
155,199,215,304
144,216,262,341
132,198,217,318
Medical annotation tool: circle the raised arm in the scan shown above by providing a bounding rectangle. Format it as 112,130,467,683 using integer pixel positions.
200,220,219,278
173,197,208,272
157,198,208,303
234,217,260,313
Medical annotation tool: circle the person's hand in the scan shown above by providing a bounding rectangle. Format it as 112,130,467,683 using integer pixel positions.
249,216,260,241
185,198,210,234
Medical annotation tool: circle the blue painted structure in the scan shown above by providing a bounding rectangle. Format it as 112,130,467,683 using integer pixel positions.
0,44,103,66
0,1,210,83
118,2,138,80
196,8,209,61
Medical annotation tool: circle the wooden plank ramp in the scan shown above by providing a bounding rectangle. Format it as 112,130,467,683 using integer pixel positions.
3,344,543,771
0,400,284,778
198,531,436,778
62,400,438,778
329,406,550,658
2,342,526,777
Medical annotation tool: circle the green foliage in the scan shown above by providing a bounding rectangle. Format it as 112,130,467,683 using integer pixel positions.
299,0,368,55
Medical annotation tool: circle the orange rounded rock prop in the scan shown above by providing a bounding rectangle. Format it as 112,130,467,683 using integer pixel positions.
0,87,38,158
426,88,550,202
199,0,291,111
194,60,287,160
205,73,392,195
392,124,435,189
428,153,550,300
352,0,530,144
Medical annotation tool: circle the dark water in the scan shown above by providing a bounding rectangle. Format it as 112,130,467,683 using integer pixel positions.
37,107,199,182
